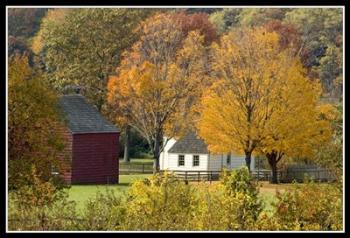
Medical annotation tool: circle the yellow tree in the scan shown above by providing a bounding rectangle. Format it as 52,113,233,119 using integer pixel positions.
258,57,332,183
197,27,331,177
107,13,208,173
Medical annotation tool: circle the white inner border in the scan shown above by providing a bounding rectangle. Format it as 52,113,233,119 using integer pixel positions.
5,5,345,233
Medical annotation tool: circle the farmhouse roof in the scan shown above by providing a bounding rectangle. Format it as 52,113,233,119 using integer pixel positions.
59,94,120,134
168,131,209,154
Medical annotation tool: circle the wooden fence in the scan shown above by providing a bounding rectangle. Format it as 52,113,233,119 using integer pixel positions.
119,163,153,174
159,170,272,183
157,168,336,183
159,170,222,183
119,163,336,183
278,168,336,183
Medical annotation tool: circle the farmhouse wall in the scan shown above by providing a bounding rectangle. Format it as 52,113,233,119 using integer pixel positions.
166,153,208,171
160,137,177,170
208,154,225,171
208,153,255,171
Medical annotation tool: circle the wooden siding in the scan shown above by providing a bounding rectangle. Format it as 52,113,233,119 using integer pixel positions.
160,137,177,170
208,154,224,171
56,125,73,184
71,133,119,184
163,152,255,172
209,153,255,171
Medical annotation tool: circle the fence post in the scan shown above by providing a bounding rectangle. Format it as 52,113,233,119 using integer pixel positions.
142,164,145,174
198,171,200,183
185,171,188,183
257,157,260,182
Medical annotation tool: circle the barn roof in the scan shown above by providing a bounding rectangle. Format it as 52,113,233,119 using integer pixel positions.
168,131,209,154
59,94,119,134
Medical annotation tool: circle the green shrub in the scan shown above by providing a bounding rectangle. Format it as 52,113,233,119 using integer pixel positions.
255,181,343,231
192,182,241,230
124,172,198,230
78,189,127,231
221,167,263,230
8,167,342,231
9,194,78,231
8,168,78,231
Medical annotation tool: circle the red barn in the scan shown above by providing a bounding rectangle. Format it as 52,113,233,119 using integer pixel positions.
58,94,120,184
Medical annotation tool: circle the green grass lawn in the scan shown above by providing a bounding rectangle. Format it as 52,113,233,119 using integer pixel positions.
119,157,153,165
67,174,152,212
9,170,331,221
67,176,299,214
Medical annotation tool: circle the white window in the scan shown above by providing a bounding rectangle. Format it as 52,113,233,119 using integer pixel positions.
178,155,185,166
193,155,200,166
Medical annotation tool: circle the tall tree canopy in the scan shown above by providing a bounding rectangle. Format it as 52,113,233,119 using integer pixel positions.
313,102,343,181
107,13,208,172
209,8,343,97
284,8,343,96
171,11,219,45
8,8,48,66
33,8,151,112
238,8,290,27
8,56,65,189
197,28,331,177
8,8,47,39
256,58,332,183
209,8,242,33
8,36,34,65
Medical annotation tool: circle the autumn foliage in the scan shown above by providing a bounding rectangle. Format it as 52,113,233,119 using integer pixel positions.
197,28,332,182
171,11,219,45
8,56,66,189
9,168,343,231
108,13,209,171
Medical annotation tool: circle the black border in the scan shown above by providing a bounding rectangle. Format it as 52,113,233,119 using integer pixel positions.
2,1,348,237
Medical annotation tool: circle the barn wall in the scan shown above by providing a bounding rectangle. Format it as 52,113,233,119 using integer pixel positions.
166,153,208,171
56,125,73,184
71,133,119,184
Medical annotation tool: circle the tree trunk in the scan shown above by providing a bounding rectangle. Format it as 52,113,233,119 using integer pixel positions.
245,151,252,172
271,162,278,184
266,152,278,184
123,125,130,163
153,132,161,174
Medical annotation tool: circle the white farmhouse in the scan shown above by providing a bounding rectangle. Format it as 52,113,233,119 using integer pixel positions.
160,132,255,171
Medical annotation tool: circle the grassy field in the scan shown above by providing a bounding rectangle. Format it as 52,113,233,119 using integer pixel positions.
68,174,151,212
10,172,317,216
67,175,297,214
